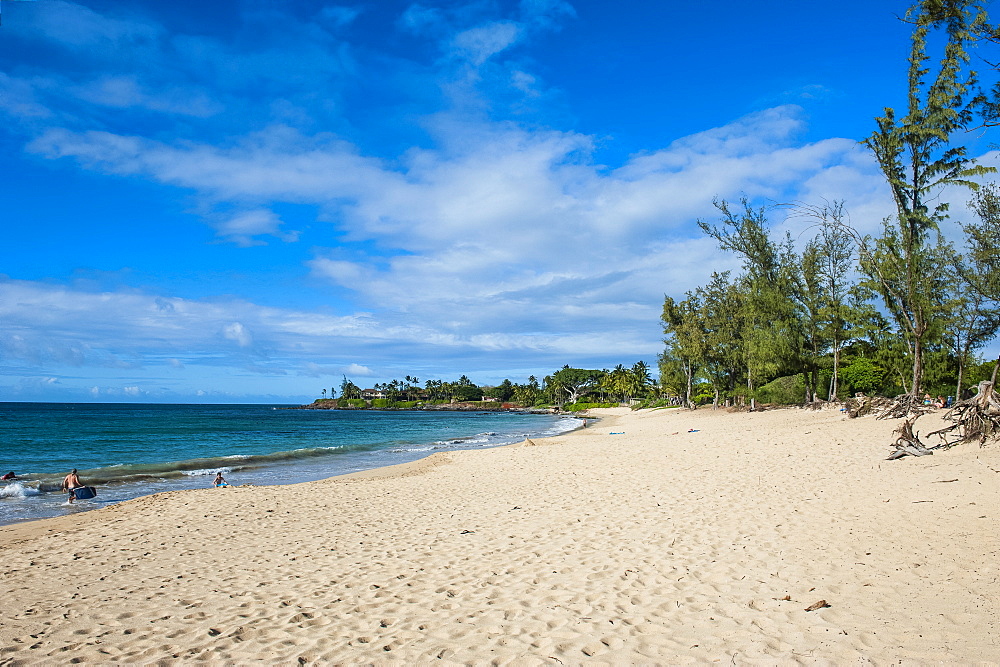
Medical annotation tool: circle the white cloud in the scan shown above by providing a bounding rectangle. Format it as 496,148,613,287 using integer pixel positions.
0,73,54,119
222,322,253,348
20,0,163,51
72,75,223,117
451,22,521,65
317,6,362,28
2,0,934,395
212,209,299,246
20,105,897,375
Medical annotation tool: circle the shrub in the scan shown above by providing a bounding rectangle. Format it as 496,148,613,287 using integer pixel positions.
564,402,618,411
633,397,681,410
755,375,807,405
841,358,887,395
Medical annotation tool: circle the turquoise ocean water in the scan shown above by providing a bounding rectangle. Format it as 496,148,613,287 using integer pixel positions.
0,403,580,527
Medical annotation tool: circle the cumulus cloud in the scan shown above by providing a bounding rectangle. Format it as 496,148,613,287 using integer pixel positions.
18,0,163,51
21,104,897,374
222,322,253,348
211,209,299,246
72,75,223,117
0,73,55,119
6,0,957,399
451,22,521,65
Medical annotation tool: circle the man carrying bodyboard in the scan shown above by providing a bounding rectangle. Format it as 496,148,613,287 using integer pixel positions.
61,468,95,503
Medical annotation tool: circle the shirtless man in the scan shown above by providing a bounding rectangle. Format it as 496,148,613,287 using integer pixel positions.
61,468,84,503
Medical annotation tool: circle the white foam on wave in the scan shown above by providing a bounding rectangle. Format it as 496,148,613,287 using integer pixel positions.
539,416,585,437
181,467,233,477
1,482,41,499
388,445,436,454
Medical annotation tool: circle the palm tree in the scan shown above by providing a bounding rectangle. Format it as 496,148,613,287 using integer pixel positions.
630,361,653,401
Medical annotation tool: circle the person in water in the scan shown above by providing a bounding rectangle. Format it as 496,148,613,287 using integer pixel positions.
213,472,228,487
61,468,84,503
1,471,16,480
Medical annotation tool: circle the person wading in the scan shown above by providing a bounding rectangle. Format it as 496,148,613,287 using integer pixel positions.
61,468,85,504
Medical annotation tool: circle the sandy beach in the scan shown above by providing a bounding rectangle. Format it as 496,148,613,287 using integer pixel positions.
1,405,998,664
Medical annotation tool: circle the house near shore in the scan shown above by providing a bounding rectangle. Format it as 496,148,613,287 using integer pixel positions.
360,388,430,401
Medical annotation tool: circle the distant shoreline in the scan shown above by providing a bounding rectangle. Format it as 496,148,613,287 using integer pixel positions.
290,399,563,414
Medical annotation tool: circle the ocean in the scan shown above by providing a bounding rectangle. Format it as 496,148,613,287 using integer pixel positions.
0,403,581,527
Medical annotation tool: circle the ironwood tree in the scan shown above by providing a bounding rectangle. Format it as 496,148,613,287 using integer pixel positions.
862,0,994,399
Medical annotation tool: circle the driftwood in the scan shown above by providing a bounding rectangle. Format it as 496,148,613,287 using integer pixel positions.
844,394,899,419
887,418,935,460
875,393,935,420
925,380,1000,446
887,376,1000,459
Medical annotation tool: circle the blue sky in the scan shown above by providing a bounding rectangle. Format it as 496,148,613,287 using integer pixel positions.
1,0,997,403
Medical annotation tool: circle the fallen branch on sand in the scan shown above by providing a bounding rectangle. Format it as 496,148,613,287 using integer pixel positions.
844,393,936,421
925,379,1000,446
887,377,1000,459
887,418,935,460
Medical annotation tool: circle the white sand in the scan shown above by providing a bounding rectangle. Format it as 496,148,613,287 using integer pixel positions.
1,406,999,664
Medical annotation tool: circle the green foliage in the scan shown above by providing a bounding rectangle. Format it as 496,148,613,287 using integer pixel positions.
545,366,605,405
483,379,515,401
861,0,994,396
755,374,807,405
451,385,482,402
563,402,618,411
659,5,1000,404
343,399,367,408
698,200,803,398
632,397,683,410
840,358,887,395
692,386,716,405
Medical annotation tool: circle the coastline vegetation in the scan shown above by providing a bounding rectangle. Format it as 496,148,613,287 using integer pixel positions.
305,363,667,411
309,2,1000,416
662,0,1000,410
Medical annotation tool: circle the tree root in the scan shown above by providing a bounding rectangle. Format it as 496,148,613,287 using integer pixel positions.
843,394,907,419
887,381,1000,459
875,393,934,420
925,380,1000,446
887,417,934,459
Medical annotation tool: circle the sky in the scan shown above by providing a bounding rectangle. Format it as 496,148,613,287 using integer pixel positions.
1,0,998,404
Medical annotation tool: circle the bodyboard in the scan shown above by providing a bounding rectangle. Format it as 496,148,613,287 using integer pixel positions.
72,486,97,500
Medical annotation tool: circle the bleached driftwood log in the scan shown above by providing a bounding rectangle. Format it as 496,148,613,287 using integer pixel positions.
887,417,935,460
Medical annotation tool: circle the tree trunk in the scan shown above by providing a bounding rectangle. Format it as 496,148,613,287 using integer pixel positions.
955,360,964,403
685,362,694,410
910,335,924,398
830,341,840,401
